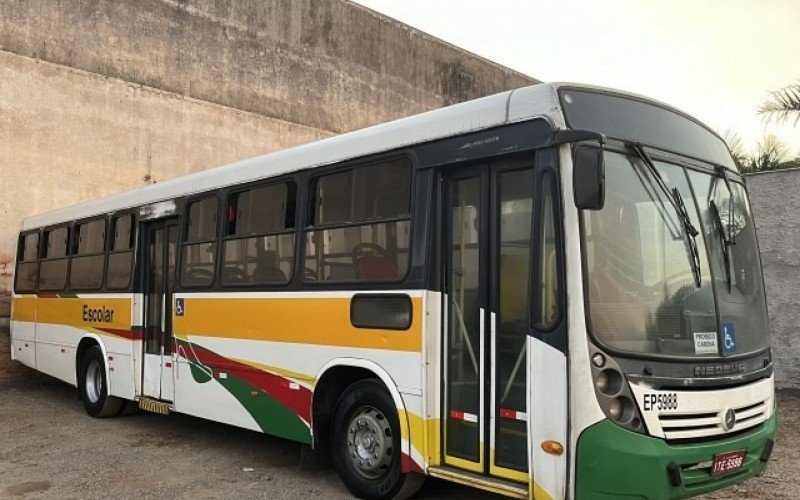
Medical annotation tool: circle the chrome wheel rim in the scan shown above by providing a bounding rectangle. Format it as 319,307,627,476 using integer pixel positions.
346,406,393,479
85,359,103,404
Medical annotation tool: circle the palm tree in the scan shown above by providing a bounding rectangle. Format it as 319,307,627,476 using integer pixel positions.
745,134,790,172
722,130,748,170
759,82,800,126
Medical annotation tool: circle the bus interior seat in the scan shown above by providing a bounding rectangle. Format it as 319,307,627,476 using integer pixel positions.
353,243,397,280
252,250,286,283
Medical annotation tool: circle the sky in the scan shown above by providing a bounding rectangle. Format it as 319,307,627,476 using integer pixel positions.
352,0,800,156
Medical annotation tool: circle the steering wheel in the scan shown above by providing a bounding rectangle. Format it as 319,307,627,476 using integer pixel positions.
352,243,388,264
184,267,214,284
223,266,250,284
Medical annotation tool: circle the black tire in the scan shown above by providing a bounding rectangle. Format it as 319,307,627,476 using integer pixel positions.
78,345,123,418
331,379,424,500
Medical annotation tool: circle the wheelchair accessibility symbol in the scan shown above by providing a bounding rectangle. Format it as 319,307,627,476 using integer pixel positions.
175,298,185,317
722,322,736,355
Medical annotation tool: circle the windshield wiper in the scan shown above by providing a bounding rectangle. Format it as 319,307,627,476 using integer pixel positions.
715,166,737,246
629,143,702,288
712,166,737,292
709,199,734,292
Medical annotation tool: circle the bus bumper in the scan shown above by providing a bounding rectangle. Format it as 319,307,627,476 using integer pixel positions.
575,412,777,499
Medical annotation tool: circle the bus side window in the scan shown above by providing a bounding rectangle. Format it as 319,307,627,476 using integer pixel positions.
304,158,412,283
14,232,39,292
533,173,561,330
221,181,296,286
39,226,70,292
70,218,107,290
107,214,135,290
180,197,218,287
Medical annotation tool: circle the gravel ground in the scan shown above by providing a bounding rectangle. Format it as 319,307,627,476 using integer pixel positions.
0,330,795,499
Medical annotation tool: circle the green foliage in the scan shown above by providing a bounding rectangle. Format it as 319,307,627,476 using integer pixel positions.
723,132,799,174
722,130,748,171
759,82,800,126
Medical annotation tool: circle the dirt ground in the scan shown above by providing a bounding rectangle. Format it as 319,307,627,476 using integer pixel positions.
0,331,796,500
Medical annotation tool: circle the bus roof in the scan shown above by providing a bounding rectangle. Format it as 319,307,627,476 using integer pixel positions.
19,82,727,230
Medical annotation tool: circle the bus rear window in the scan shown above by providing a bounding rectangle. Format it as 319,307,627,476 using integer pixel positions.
14,232,39,292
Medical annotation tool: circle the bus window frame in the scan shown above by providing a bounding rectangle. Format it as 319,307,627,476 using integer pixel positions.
106,211,138,292
14,229,41,294
529,167,566,333
38,222,73,293
69,215,109,292
528,148,568,353
219,177,299,289
179,193,221,289
300,155,415,286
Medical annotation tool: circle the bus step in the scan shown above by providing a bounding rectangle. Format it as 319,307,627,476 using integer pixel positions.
427,466,527,498
137,398,171,415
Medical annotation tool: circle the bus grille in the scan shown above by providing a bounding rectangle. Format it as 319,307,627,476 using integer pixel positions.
629,376,774,441
658,399,769,441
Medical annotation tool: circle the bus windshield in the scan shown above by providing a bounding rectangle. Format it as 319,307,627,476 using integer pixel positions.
582,150,769,359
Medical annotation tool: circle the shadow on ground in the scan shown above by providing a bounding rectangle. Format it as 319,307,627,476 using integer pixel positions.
0,330,796,499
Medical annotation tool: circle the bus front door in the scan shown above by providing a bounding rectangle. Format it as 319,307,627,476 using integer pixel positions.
141,219,179,402
442,159,535,484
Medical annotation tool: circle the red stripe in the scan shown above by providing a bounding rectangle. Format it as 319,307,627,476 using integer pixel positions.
449,410,464,421
179,342,312,423
97,327,142,341
401,452,424,474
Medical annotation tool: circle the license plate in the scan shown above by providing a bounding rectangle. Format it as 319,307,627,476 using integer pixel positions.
711,450,746,475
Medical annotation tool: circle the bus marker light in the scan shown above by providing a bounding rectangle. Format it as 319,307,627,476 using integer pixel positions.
541,441,563,456
251,391,259,397
592,353,605,367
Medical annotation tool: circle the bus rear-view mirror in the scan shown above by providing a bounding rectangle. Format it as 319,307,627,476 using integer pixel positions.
573,146,605,210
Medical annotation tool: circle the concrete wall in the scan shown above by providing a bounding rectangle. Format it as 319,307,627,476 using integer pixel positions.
0,0,537,314
746,168,800,388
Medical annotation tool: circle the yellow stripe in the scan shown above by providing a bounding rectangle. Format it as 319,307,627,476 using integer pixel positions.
11,296,36,322
532,481,554,500
489,449,529,484
35,297,132,332
427,467,527,498
174,296,423,352
444,444,485,473
230,357,316,385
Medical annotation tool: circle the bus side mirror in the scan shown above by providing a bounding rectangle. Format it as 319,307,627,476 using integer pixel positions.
573,146,605,210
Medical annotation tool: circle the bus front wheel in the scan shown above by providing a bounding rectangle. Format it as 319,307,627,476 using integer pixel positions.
331,379,424,500
78,345,123,418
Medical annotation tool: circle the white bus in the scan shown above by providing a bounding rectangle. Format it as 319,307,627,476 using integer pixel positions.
11,83,776,499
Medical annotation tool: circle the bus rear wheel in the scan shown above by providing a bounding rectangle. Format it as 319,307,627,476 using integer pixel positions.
331,379,424,500
78,346,123,418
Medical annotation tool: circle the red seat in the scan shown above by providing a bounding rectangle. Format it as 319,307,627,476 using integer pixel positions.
357,256,398,280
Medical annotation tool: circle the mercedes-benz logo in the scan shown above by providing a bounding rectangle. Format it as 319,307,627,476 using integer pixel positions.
722,408,736,431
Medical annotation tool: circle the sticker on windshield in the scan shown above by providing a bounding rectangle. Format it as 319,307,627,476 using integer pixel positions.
722,323,736,355
693,332,718,354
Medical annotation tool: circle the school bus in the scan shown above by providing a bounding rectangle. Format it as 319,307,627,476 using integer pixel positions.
10,83,776,499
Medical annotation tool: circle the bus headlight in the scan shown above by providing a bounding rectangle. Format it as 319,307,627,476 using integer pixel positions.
608,397,622,419
594,371,609,393
589,345,646,434
608,396,635,422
